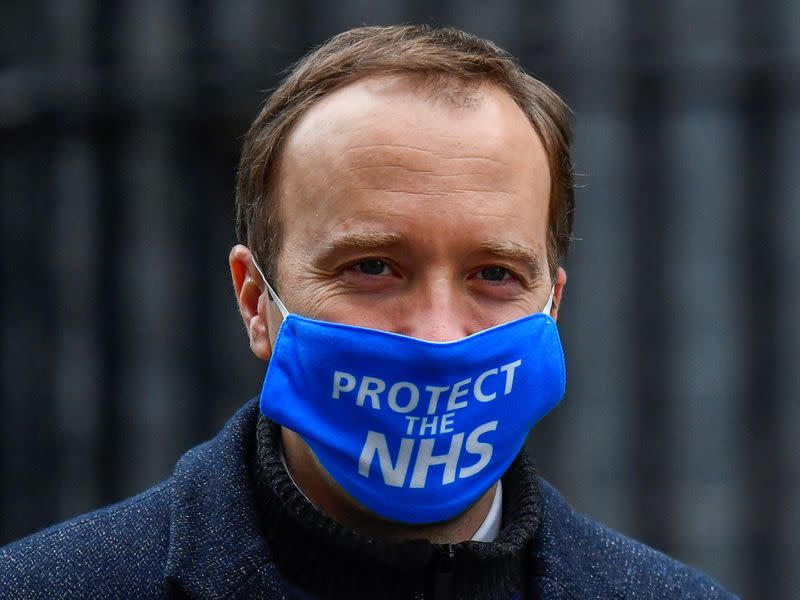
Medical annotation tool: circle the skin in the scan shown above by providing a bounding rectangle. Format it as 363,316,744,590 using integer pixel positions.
230,74,567,544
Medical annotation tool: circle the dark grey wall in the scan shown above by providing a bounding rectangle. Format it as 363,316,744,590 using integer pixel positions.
2,2,797,598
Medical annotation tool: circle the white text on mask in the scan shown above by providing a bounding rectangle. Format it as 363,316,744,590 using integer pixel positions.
331,359,522,415
330,360,521,488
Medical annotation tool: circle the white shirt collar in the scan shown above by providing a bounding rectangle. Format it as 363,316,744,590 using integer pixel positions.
470,480,502,542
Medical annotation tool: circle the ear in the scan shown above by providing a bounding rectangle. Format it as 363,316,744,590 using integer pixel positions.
229,244,273,361
550,267,567,322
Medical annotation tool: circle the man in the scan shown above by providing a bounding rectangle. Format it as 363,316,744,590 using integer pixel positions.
0,25,736,599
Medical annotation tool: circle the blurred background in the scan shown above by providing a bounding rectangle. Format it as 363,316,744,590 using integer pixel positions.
1,1,798,598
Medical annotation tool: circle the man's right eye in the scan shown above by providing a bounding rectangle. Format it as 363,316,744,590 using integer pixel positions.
355,259,391,276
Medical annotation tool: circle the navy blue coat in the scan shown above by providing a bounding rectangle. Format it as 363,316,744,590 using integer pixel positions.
0,399,737,599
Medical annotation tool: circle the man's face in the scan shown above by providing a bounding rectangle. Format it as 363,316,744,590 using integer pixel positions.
253,75,563,352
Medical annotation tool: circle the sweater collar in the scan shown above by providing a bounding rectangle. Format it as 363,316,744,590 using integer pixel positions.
277,436,505,543
252,415,543,600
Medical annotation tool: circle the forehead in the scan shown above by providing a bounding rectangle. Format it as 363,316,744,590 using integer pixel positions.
280,74,548,192
275,74,551,255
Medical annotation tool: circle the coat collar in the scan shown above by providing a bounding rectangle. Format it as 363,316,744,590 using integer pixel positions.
163,398,288,599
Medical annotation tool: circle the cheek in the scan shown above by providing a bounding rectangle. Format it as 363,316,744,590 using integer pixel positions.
469,302,539,332
309,294,537,337
264,302,286,345
283,282,368,324
312,298,412,334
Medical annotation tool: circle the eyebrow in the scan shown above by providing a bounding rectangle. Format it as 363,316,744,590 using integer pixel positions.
316,231,406,265
479,240,544,282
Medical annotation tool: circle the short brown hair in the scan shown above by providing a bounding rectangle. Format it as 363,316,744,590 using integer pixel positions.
236,25,574,286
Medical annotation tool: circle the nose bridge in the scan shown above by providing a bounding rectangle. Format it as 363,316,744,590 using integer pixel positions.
404,273,467,342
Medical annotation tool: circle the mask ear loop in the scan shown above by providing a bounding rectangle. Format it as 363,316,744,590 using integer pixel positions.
542,286,555,315
251,259,290,320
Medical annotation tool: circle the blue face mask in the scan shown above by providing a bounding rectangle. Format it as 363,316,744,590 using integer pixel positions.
255,265,565,525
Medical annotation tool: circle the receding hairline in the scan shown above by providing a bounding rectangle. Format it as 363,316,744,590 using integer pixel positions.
272,71,546,214
354,70,497,108
277,72,499,155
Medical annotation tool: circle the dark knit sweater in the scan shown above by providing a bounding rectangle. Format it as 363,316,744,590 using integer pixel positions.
253,416,539,599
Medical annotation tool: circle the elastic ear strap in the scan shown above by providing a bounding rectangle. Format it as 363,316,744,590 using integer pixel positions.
542,286,555,315
251,260,289,320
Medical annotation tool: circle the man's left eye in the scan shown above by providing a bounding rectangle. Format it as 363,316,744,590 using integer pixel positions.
478,266,511,281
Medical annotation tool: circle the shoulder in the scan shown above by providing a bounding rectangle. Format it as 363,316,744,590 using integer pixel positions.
532,478,740,600
0,481,174,599
0,399,279,600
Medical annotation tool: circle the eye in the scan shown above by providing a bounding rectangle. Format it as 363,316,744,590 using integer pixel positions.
355,259,392,276
477,266,512,282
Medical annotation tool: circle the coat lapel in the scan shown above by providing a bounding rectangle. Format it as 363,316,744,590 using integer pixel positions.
163,399,289,599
